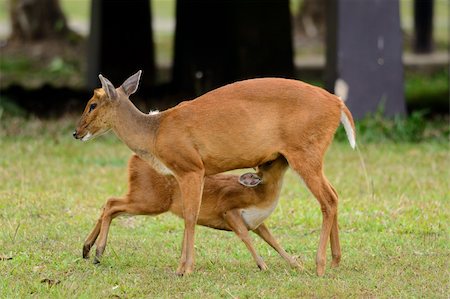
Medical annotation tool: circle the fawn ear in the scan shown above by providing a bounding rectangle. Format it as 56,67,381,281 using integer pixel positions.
239,173,262,187
99,74,118,100
121,70,142,96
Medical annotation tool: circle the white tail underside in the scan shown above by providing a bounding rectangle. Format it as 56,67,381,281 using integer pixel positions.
340,111,356,149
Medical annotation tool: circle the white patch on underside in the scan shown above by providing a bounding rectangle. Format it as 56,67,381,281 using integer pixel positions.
241,200,279,230
134,149,173,175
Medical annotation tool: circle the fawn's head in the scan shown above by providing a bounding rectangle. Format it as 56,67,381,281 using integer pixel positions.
239,156,289,187
73,70,142,141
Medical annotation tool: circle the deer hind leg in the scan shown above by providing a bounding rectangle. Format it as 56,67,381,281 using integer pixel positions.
253,223,302,269
328,184,341,268
175,171,205,276
285,153,338,276
224,209,268,271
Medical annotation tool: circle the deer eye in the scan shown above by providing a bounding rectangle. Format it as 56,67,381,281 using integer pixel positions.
89,103,97,112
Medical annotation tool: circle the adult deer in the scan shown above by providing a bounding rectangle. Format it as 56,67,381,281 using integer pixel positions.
73,71,356,276
83,155,299,271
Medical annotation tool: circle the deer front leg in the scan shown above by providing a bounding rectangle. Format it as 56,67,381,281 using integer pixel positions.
175,171,205,276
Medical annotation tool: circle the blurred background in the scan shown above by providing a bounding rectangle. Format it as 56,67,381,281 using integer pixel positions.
0,0,448,121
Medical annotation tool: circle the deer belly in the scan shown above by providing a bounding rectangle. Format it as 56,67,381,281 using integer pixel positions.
240,201,278,230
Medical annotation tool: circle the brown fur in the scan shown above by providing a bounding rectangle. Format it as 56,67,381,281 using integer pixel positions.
74,75,356,276
82,155,300,271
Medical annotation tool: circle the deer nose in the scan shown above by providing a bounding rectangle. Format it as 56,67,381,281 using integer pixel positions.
72,131,78,139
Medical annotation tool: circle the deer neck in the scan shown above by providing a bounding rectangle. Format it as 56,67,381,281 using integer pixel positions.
111,99,160,156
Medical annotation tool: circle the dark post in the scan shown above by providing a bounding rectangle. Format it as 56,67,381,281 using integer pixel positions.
172,0,236,95
233,1,293,80
325,0,406,119
413,0,434,53
87,0,155,90
172,0,293,96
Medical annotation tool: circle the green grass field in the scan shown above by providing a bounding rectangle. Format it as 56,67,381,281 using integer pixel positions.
0,117,448,297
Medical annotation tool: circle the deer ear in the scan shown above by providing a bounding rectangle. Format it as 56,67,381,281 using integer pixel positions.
99,74,118,100
239,173,262,187
121,70,142,96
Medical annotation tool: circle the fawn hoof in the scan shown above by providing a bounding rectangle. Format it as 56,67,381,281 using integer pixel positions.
257,259,268,271
289,258,303,270
175,263,186,276
93,257,101,264
258,263,268,271
176,263,193,276
82,244,91,259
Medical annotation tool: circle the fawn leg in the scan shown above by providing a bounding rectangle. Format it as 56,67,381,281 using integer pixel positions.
224,209,268,271
92,199,168,263
83,197,125,259
93,198,128,264
253,223,302,269
83,216,102,259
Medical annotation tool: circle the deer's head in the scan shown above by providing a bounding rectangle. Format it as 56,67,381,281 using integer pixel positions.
73,70,142,141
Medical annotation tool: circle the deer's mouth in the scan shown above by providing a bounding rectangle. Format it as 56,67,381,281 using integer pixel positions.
73,127,110,142
72,125,92,141
80,132,93,141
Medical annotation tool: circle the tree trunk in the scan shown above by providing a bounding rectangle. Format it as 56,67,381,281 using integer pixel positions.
173,0,293,96
9,0,73,42
86,0,155,91
413,0,434,53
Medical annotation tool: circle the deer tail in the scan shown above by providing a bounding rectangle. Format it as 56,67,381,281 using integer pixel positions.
340,104,356,149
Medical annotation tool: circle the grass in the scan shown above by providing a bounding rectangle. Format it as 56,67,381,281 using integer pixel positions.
0,116,448,297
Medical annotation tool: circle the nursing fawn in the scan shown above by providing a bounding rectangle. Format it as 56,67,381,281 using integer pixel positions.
74,71,356,276
83,155,300,270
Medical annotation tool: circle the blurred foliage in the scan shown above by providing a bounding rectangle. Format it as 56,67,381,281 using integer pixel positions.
405,69,449,111
0,51,84,89
335,108,449,144
0,95,26,119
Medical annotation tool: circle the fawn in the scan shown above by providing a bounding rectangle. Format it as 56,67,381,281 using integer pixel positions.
83,154,300,271
74,71,356,275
